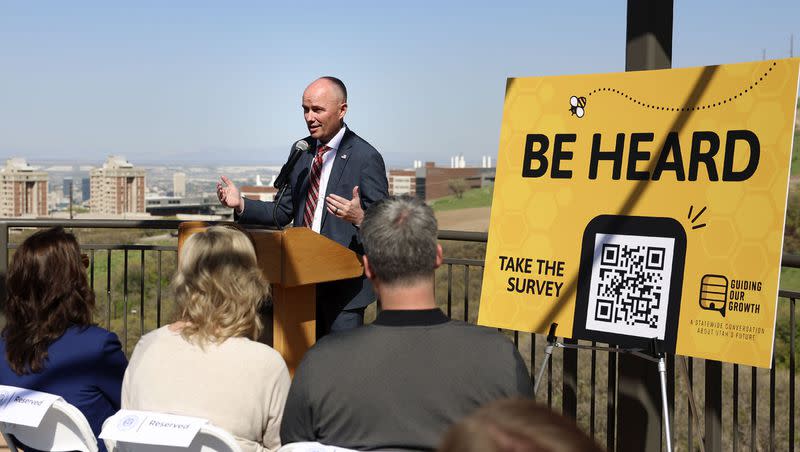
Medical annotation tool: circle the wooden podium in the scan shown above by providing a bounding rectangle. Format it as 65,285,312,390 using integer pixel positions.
178,222,364,374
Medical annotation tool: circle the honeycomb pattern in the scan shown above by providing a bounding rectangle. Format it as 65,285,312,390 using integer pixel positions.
479,59,800,368
734,193,777,240
699,217,738,258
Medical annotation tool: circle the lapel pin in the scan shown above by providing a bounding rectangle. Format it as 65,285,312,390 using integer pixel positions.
341,154,348,159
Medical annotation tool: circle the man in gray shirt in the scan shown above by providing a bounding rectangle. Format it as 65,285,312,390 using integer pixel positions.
280,196,533,451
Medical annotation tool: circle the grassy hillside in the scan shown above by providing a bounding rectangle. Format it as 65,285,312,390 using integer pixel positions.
792,100,799,176
6,228,179,356
430,186,493,212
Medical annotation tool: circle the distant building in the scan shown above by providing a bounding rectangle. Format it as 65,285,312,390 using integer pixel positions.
240,185,277,202
0,158,48,217
63,177,73,198
388,170,416,196
81,177,91,202
146,195,221,216
390,160,495,201
173,172,186,198
238,173,277,202
90,155,146,215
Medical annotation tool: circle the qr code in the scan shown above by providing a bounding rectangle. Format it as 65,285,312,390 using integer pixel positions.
585,233,675,340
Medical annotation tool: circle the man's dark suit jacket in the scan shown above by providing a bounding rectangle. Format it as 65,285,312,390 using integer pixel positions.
237,127,388,314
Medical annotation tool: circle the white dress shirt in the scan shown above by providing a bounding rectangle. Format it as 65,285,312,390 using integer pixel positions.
309,126,346,232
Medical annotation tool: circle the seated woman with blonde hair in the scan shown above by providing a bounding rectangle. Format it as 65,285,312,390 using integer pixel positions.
122,226,290,452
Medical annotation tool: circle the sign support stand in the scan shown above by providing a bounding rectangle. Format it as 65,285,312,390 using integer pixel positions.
533,323,674,452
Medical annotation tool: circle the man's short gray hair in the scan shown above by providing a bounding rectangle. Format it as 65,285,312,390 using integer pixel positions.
360,195,438,286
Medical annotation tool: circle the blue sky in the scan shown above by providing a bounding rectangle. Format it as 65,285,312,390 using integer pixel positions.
0,1,798,167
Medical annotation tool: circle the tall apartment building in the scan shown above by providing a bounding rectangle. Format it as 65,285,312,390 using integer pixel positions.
89,155,146,215
173,172,186,197
0,158,48,217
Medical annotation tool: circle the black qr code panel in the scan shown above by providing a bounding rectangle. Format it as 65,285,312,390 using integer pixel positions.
584,233,675,340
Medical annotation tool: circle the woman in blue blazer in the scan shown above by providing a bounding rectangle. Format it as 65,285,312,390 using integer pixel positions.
0,227,127,451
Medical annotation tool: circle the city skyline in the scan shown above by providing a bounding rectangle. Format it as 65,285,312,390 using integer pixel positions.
1,1,798,166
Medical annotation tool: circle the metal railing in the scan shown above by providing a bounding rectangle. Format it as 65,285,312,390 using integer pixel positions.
438,230,799,452
1,220,798,451
0,219,184,354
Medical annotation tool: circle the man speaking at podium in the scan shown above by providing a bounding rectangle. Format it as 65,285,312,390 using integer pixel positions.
217,76,388,336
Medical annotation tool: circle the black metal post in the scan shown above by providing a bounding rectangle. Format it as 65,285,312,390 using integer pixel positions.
705,360,723,451
625,0,673,72
618,1,674,451
0,222,8,328
69,181,74,220
563,338,578,420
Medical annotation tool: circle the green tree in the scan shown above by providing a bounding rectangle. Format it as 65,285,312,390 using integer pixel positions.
447,178,468,199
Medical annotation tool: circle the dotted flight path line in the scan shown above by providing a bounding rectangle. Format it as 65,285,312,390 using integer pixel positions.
586,61,778,112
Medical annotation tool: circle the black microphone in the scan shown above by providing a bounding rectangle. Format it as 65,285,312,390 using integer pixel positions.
274,139,310,190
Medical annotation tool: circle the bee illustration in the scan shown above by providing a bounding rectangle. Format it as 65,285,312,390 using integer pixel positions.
569,95,587,118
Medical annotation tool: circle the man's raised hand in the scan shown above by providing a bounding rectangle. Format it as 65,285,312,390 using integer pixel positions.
216,176,242,212
326,186,365,226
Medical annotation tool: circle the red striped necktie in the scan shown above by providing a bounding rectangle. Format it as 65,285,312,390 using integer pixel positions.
303,145,330,227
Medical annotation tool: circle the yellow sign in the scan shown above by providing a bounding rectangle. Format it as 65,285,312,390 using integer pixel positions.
478,59,799,368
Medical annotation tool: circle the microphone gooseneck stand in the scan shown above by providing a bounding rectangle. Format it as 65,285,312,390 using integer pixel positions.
272,184,289,231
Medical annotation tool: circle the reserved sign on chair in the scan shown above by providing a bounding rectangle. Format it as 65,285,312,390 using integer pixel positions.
100,410,208,448
0,385,60,427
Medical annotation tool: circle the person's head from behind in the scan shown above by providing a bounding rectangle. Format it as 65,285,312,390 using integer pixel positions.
4,227,94,374
172,226,269,344
360,195,443,291
439,399,605,452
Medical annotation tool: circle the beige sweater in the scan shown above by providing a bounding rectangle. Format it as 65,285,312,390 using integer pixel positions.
122,326,290,452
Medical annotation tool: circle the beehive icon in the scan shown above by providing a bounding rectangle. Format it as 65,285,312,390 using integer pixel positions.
699,274,728,317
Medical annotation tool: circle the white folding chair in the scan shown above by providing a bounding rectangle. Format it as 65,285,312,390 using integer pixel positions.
0,399,98,452
102,422,242,452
